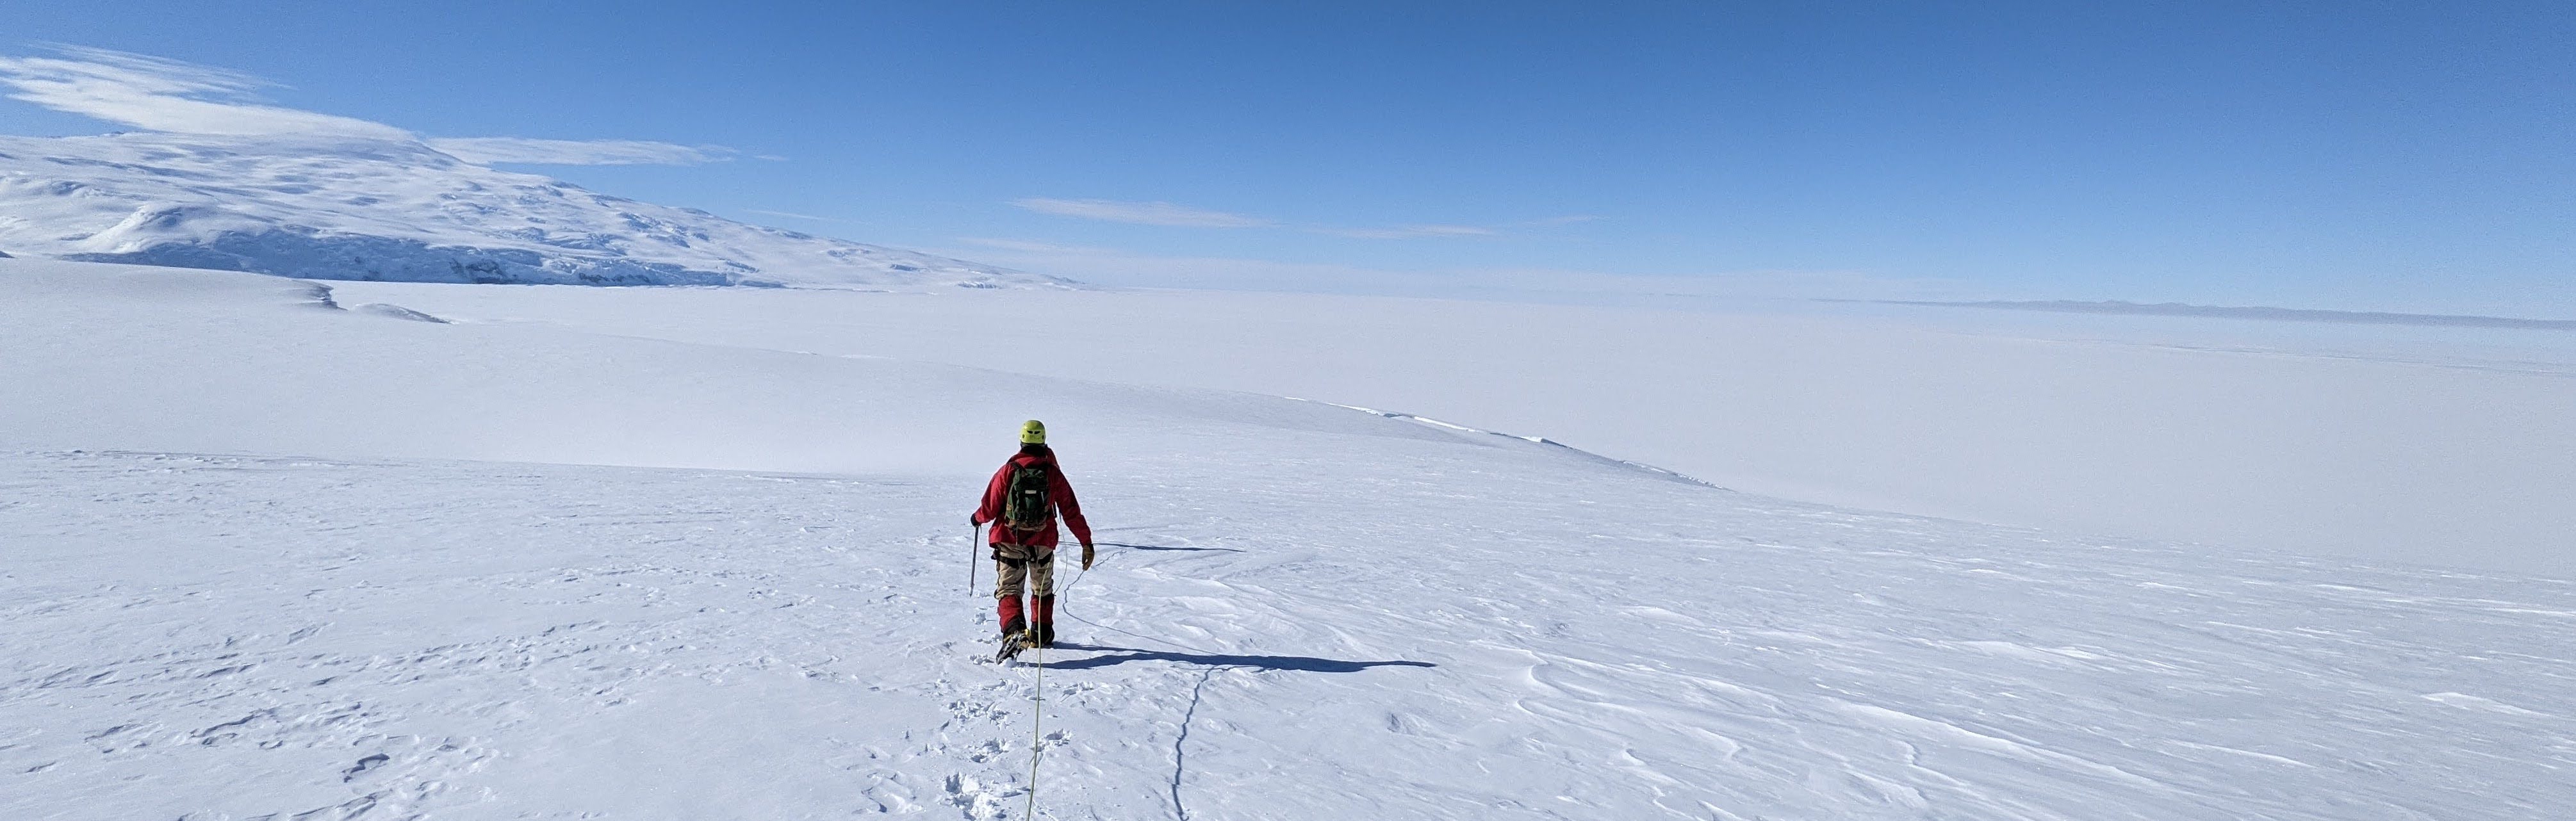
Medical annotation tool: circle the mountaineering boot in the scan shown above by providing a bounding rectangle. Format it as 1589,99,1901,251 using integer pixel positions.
991,595,1031,663
992,629,1030,663
997,595,1027,640
1031,596,1056,648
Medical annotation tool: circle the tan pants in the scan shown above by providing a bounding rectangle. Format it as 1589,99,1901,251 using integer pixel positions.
993,548,1056,599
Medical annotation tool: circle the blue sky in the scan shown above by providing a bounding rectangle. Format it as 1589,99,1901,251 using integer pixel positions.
1,2,2568,313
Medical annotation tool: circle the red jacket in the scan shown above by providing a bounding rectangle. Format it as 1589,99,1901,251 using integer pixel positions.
973,449,1092,549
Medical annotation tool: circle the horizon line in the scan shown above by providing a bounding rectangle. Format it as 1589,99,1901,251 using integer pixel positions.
1840,299,2576,331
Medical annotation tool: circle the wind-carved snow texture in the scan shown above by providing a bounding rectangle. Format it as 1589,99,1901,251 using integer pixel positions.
3,259,2575,818
0,133,1066,289
8,448,2575,819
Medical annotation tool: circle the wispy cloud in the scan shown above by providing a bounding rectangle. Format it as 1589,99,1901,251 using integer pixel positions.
959,237,1125,254
0,45,408,139
1518,215,1600,227
745,208,842,223
946,237,1960,302
1322,215,1600,238
1315,224,1500,239
1011,197,1274,228
426,137,733,166
951,237,1409,291
1012,195,1598,240
0,45,732,167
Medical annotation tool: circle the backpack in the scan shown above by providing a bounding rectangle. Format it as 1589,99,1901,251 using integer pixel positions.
1001,462,1052,533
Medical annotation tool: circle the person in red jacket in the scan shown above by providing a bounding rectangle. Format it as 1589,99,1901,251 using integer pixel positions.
971,419,1093,648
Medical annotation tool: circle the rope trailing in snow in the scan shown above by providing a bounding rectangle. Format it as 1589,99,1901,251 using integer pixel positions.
1027,637,1044,820
1019,542,1099,821
1018,544,1121,820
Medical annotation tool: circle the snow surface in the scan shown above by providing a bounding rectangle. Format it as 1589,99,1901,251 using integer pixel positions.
0,133,1060,289
5,257,2575,820
318,279,2576,576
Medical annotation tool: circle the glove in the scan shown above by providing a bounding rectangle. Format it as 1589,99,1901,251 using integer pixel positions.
1081,542,1095,571
969,514,981,527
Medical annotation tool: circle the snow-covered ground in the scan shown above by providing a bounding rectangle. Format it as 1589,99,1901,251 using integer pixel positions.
0,133,1058,289
318,278,2576,575
6,257,2575,819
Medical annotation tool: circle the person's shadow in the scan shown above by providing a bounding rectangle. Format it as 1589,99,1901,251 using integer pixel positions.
1044,642,1434,672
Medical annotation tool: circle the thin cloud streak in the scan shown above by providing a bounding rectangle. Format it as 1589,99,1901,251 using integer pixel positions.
427,137,734,166
959,237,1126,254
1517,215,1600,227
1012,196,1593,239
1315,224,1498,239
1012,197,1274,228
1320,215,1596,238
745,209,842,222
945,236,1962,302
0,45,732,167
0,45,407,139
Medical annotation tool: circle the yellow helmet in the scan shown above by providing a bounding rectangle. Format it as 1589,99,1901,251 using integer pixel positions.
1019,419,1047,444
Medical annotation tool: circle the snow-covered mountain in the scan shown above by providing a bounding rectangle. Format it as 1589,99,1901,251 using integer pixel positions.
0,132,1063,289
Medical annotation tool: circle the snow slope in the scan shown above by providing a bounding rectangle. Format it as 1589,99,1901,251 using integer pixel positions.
0,133,1059,289
320,279,2576,576
5,258,2575,820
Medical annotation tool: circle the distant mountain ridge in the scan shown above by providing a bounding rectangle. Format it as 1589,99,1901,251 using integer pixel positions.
1862,298,2576,330
0,132,1065,289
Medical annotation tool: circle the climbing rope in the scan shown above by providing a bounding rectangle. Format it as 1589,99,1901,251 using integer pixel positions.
1022,546,1096,821
1026,637,1044,820
1017,545,1123,820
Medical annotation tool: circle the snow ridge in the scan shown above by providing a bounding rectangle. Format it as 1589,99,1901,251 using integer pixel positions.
1292,398,1732,490
0,132,1062,289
